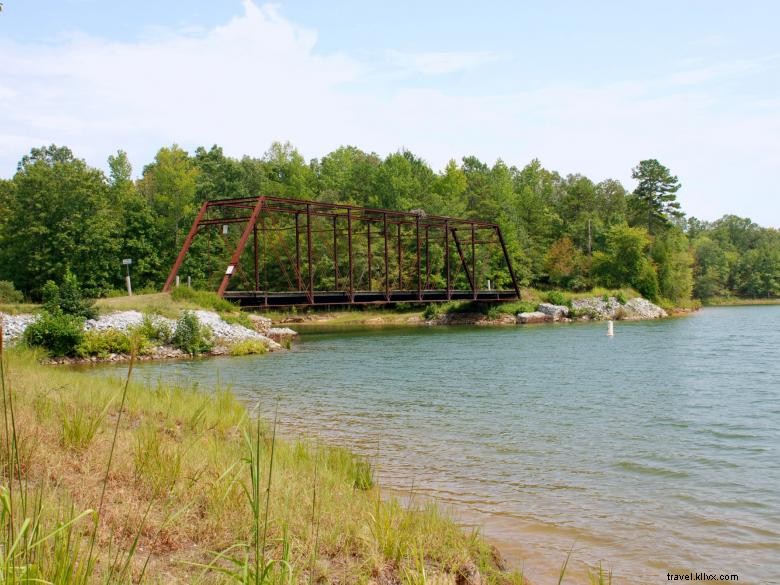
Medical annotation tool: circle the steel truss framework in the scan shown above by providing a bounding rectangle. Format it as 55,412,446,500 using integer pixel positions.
163,196,521,307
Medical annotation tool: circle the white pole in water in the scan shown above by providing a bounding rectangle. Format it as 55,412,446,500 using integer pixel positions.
607,320,614,336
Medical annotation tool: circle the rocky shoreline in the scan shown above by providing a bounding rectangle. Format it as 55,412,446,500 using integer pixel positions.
0,309,298,365
1,295,670,364
431,296,668,326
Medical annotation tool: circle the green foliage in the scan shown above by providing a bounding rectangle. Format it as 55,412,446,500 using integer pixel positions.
75,329,135,358
136,312,173,344
544,290,570,306
0,281,22,303
1,143,777,307
229,339,268,356
592,224,660,299
170,286,235,312
222,312,255,329
23,311,85,356
41,270,97,319
172,311,212,356
0,145,120,297
422,304,443,320
630,159,682,234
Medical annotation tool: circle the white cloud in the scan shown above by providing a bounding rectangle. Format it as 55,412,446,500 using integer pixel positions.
385,49,507,75
1,0,779,226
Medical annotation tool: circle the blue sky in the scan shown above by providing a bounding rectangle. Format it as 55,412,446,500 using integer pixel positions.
2,1,779,226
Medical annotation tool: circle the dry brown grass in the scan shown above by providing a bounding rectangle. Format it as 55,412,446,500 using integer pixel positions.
0,347,524,584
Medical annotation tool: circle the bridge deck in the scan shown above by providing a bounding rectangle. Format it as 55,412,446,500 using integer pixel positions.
223,289,518,308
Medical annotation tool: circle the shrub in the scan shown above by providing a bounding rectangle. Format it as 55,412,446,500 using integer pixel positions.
41,270,97,319
136,312,173,344
170,287,234,312
75,329,134,358
229,339,268,356
615,290,627,304
422,304,442,320
24,311,85,356
545,290,570,306
172,311,212,356
0,280,23,303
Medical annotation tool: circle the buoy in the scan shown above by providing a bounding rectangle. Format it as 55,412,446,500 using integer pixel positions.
607,320,614,336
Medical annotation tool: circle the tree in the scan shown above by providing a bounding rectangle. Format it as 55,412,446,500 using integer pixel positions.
652,228,693,302
630,159,682,234
591,224,659,299
0,145,120,296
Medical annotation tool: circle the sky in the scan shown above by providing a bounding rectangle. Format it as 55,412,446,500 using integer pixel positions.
1,0,779,226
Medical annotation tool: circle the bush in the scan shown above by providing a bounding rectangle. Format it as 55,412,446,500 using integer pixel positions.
615,290,627,304
170,287,234,312
136,312,173,344
75,329,134,358
42,270,97,319
172,311,212,356
23,311,85,356
422,304,443,320
544,290,570,306
0,281,23,303
229,339,267,356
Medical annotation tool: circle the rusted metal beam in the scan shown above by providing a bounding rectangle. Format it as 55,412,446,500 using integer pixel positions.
383,212,389,300
347,208,354,301
216,197,265,297
306,204,314,303
451,228,475,293
163,201,209,292
496,226,521,299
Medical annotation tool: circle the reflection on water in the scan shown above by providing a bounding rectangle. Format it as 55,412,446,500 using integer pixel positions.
93,306,780,584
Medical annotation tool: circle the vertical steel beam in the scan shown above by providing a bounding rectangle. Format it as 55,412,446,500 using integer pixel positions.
383,213,389,300
163,201,209,292
424,225,430,290
306,203,313,303
295,213,303,291
445,220,451,300
471,223,477,300
397,223,402,289
496,226,521,299
367,221,372,291
262,216,268,306
416,215,422,300
217,197,265,297
347,209,354,302
253,223,259,291
333,216,338,291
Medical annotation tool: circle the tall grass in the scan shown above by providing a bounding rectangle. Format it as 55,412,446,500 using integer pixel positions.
0,332,524,584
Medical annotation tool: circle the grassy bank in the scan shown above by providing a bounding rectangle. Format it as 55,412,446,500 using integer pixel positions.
0,344,522,584
702,296,780,306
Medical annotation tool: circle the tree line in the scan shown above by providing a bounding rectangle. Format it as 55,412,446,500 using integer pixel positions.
0,143,778,303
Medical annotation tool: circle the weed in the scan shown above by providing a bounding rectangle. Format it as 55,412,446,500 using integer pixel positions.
230,339,268,357
171,287,235,312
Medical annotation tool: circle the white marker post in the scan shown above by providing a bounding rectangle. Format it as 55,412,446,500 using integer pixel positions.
122,258,133,296
607,320,614,336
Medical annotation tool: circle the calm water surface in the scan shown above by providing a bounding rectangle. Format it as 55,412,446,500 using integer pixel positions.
95,306,780,584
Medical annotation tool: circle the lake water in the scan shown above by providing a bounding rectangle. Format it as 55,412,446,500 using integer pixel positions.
94,306,780,584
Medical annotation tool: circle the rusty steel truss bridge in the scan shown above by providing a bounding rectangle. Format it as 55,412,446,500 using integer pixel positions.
162,196,520,307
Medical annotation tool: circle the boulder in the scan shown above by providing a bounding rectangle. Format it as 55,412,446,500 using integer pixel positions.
517,311,547,324
537,302,569,320
621,298,667,320
248,314,272,332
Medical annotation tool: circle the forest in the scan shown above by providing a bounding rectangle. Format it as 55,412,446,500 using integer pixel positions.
0,142,778,305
